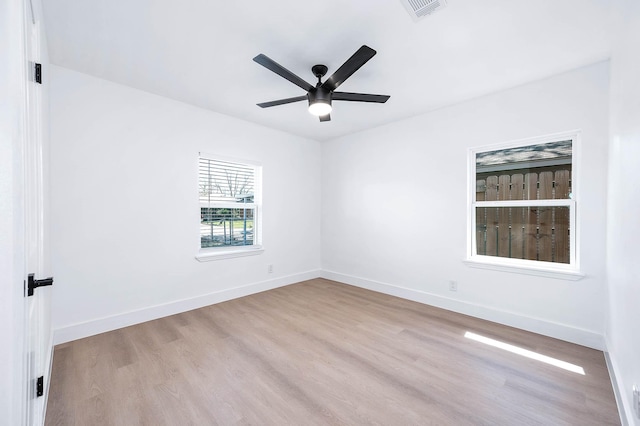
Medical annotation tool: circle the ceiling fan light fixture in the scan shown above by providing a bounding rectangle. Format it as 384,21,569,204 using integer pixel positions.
308,100,332,116
308,87,332,116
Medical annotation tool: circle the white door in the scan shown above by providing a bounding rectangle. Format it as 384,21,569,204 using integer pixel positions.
23,0,53,424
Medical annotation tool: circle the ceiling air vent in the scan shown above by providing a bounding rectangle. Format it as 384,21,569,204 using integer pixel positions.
401,0,448,21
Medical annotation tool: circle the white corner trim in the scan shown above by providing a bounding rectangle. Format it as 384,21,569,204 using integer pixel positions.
320,269,603,350
53,269,321,344
42,335,54,421
604,346,633,426
196,246,264,262
463,258,585,281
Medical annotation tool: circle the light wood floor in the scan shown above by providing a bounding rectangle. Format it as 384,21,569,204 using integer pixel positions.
45,279,620,425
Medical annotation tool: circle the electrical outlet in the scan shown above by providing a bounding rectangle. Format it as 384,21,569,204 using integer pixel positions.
449,280,457,292
267,264,273,274
633,384,640,418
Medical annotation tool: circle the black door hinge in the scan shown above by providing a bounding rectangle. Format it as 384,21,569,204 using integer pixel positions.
27,273,53,297
36,376,44,397
35,63,42,84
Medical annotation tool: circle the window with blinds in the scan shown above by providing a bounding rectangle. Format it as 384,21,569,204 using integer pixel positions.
199,156,259,250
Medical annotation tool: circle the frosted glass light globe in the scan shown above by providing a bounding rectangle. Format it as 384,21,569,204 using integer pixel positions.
308,102,332,116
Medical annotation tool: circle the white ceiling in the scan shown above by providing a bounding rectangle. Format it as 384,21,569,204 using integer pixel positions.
42,0,613,142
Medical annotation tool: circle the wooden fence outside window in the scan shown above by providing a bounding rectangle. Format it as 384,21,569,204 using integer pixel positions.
475,169,571,264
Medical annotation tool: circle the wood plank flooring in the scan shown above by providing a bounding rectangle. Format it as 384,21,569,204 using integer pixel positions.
45,279,620,425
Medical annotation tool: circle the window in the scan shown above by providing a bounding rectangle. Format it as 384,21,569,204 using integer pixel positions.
197,154,262,260
467,132,581,278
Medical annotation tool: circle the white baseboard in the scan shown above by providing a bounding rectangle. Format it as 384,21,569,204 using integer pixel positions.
53,268,605,351
53,270,321,345
320,270,605,350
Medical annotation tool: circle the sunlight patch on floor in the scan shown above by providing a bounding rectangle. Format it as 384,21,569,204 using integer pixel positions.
464,331,585,375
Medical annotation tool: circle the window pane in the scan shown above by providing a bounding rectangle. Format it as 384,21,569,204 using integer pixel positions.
201,207,254,248
476,141,572,201
475,206,570,264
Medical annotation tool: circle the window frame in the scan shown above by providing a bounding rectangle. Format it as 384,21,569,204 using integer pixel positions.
465,131,583,280
196,153,263,262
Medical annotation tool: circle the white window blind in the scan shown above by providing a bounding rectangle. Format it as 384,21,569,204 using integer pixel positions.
199,156,259,249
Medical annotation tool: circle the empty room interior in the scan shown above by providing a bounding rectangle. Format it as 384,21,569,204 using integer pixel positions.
2,0,640,424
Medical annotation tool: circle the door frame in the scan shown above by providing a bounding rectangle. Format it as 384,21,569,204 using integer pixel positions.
0,0,31,423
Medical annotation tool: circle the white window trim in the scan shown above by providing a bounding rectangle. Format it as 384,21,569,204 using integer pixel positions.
196,245,264,262
465,130,583,280
196,152,263,261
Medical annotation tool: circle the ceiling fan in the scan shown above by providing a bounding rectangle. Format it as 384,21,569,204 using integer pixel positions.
253,45,390,122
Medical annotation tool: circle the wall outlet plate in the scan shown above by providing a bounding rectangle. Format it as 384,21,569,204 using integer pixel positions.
449,280,457,291
633,384,640,418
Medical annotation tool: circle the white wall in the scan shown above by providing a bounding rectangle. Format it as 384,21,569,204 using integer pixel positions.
322,61,610,349
606,0,640,424
50,66,322,343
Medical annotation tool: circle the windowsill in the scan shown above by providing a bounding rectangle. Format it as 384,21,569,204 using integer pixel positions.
196,245,264,262
463,256,584,281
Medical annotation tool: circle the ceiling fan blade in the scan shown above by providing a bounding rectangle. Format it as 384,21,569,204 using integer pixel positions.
253,54,314,92
322,45,376,92
333,92,390,103
319,114,331,122
257,95,307,108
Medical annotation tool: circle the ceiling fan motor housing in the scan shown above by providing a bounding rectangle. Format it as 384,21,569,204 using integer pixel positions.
308,85,332,105
308,86,332,116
